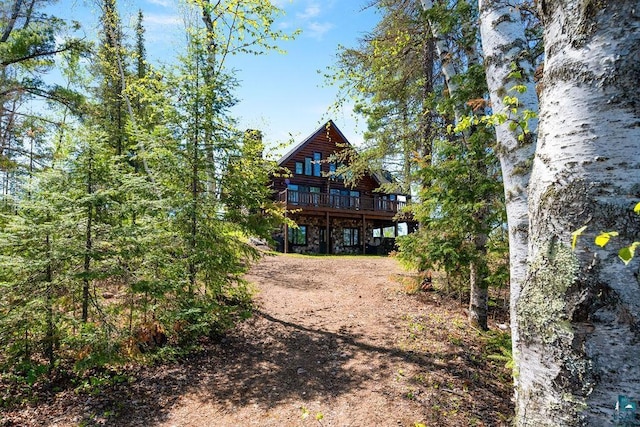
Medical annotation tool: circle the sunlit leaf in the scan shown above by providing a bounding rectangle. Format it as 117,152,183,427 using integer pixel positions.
301,407,309,419
634,202,640,214
619,242,640,265
571,226,588,250
594,231,619,247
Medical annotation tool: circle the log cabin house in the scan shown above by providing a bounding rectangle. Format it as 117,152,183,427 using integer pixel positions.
271,120,415,255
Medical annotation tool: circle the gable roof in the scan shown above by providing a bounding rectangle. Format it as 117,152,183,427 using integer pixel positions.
276,119,399,190
277,120,351,166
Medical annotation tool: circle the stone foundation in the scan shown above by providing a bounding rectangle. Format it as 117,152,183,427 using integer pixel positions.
274,215,391,255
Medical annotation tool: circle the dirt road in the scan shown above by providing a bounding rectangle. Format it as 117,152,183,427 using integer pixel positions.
3,254,512,426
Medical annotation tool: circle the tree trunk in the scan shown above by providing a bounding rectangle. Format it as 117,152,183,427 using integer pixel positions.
516,2,640,425
421,1,494,331
44,231,55,367
469,259,488,330
478,0,539,389
82,149,93,323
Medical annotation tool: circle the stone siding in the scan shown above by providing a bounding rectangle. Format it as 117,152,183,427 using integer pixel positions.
274,216,381,255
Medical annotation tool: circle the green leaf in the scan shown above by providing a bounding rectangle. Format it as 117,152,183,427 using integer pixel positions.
619,242,640,265
594,231,619,247
571,226,588,250
301,407,309,419
634,202,640,214
510,84,527,93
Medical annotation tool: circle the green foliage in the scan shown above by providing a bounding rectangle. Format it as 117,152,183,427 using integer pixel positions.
484,330,513,371
397,123,506,292
327,0,508,314
0,0,292,382
572,203,640,264
325,1,434,193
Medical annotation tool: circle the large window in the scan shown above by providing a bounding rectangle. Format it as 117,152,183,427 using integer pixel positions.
304,157,312,175
329,162,336,175
289,225,308,246
331,189,359,208
287,184,299,204
313,152,322,176
350,190,360,209
343,228,359,246
310,186,321,205
295,161,303,174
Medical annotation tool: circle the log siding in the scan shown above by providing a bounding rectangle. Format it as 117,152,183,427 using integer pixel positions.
272,120,415,254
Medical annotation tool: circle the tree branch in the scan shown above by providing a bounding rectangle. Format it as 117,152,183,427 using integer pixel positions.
1,41,84,67
0,0,24,43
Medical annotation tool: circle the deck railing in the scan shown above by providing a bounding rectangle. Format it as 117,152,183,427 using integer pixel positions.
278,189,406,214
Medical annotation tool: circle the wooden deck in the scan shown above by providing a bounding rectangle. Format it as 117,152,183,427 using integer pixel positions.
277,189,406,219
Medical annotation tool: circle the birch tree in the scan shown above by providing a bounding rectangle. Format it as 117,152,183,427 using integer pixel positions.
477,0,539,391
515,1,640,424
417,0,507,330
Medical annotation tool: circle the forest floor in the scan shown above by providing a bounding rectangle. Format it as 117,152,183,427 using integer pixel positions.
1,253,513,427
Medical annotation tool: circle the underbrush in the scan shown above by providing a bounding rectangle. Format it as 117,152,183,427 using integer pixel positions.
395,307,514,425
0,292,255,410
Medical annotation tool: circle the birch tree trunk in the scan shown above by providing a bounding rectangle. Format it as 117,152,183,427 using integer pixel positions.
420,0,492,329
516,1,640,424
478,0,538,394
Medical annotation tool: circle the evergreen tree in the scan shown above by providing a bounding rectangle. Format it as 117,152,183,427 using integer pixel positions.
329,0,506,329
0,0,88,204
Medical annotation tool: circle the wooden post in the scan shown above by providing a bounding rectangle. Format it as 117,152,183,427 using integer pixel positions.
362,214,366,254
284,223,289,254
325,211,330,254
284,195,289,255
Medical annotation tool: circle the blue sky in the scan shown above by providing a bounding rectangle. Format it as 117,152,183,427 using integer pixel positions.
48,0,380,156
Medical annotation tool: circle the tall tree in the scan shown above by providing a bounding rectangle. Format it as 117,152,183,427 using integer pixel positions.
196,0,295,197
0,0,87,202
477,0,540,376
352,1,496,328
515,1,640,424
336,0,505,329
329,0,434,193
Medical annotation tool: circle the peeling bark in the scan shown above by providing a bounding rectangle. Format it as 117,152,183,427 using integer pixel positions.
518,1,640,425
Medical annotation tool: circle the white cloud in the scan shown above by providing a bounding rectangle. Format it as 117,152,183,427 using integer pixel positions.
306,21,333,40
146,0,172,7
144,14,181,26
296,4,320,20
271,0,295,8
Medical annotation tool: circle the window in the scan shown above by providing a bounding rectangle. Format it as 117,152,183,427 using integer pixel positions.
383,226,395,237
350,190,360,209
313,152,322,176
304,157,312,175
295,162,303,174
310,186,321,205
289,225,307,246
343,228,359,246
329,162,346,180
330,188,341,207
287,184,299,204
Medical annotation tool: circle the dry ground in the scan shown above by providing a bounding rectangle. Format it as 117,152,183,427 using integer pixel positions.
1,254,513,426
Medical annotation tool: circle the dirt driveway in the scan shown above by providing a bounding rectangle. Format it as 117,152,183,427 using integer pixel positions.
2,254,512,426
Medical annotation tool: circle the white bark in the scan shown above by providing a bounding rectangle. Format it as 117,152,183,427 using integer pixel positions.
421,0,490,329
478,0,538,382
518,1,640,425
420,0,463,116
